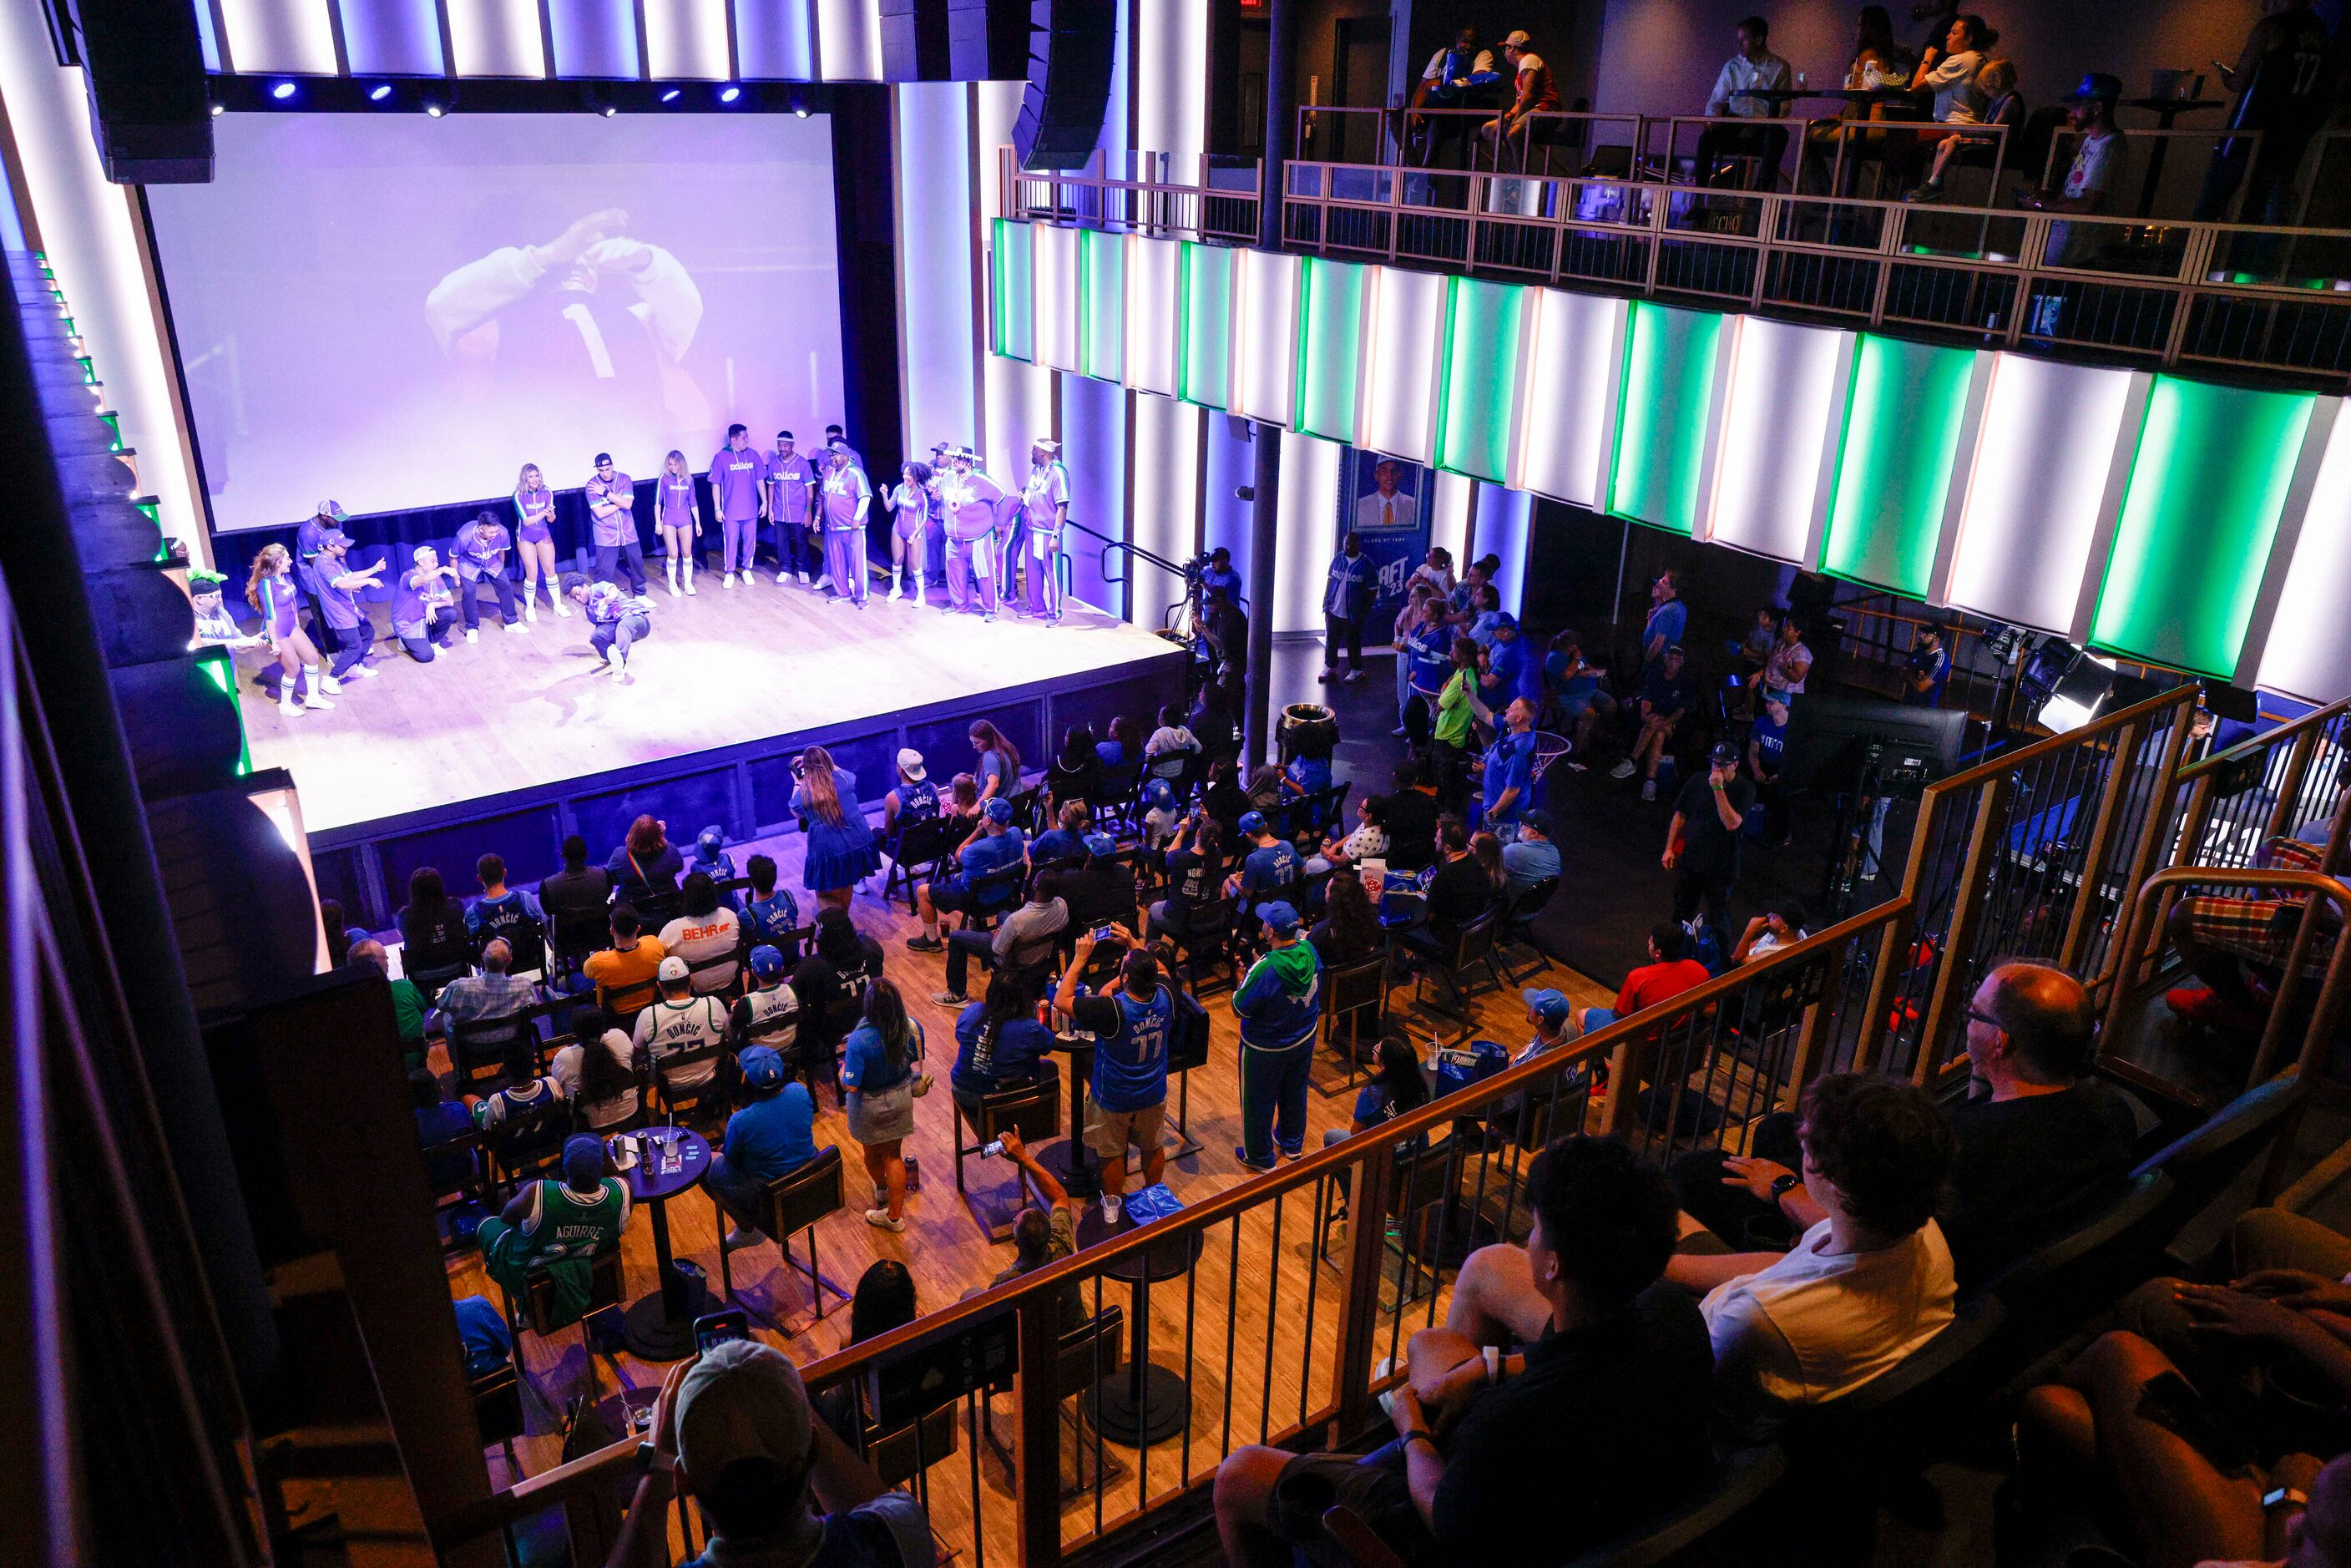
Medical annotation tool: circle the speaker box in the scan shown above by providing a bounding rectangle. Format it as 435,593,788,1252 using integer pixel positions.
1011,0,1115,171
59,0,212,183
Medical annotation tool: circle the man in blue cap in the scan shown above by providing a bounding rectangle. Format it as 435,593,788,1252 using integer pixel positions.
1480,613,1527,701
1478,697,1541,841
1231,902,1323,1172
1224,811,1301,918
727,944,801,1052
474,1134,631,1321
908,796,1026,952
706,1044,821,1248
686,825,743,914
1060,831,1140,931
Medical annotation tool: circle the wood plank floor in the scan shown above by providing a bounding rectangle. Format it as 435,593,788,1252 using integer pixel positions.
244,577,1175,832
435,821,1615,1560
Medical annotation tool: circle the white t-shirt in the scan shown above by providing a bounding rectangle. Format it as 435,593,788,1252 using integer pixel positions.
551,1029,640,1130
1919,48,1985,123
1746,927,1805,963
1421,46,1496,84
1701,1217,1956,1427
659,908,741,993
2062,129,2122,205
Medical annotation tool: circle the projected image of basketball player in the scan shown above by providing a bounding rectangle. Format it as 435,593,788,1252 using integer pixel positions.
424,208,709,450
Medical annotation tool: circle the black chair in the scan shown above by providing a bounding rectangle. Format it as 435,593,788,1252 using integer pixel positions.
958,859,1029,933
447,1009,534,1090
715,1145,850,1337
2131,1072,2306,1268
549,908,610,975
1552,1444,1790,1567
1976,1170,2176,1383
423,1125,486,1252
1408,908,1504,1023
1005,783,1044,836
882,815,957,913
1164,988,1212,1159
984,1304,1125,1498
470,1359,527,1472
865,1400,961,1490
1169,896,1239,994
1317,1136,1463,1311
1495,875,1560,984
482,1097,570,1201
952,1075,1063,1239
650,1043,728,1127
1312,952,1389,1097
473,913,550,979
500,1247,625,1409
1044,761,1099,815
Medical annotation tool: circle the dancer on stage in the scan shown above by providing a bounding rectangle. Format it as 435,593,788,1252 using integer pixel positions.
766,429,818,586
584,453,645,593
819,441,872,606
792,744,880,907
188,569,260,653
942,446,1004,620
452,510,525,640
923,442,952,591
655,449,702,597
561,571,655,679
1021,438,1070,621
512,463,566,619
312,529,384,680
708,423,766,589
294,501,350,670
248,544,336,716
882,458,932,602
394,544,461,662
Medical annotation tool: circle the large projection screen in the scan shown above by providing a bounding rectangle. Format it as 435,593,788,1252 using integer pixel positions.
149,114,847,533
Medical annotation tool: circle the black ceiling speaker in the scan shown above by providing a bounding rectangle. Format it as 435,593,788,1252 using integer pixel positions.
1011,0,1115,171
55,0,213,183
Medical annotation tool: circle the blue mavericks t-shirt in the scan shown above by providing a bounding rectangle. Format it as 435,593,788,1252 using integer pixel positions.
957,828,1028,902
1482,731,1537,821
1076,986,1174,1112
1241,841,1301,898
1644,598,1687,652
744,889,801,944
723,1083,818,1180
1751,711,1787,777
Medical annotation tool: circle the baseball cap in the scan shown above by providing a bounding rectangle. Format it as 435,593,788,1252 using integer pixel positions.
320,528,353,550
675,1339,816,1502
1501,28,1532,47
1520,807,1555,838
1260,900,1302,937
739,1045,786,1089
658,954,690,983
1033,437,1062,454
983,797,1014,825
1711,741,1742,767
827,439,852,455
897,746,927,781
562,1134,609,1186
1083,832,1118,858
1238,811,1267,836
315,499,347,521
1492,612,1518,632
188,569,227,594
1665,643,1686,657
696,826,726,858
1145,781,1176,810
1523,988,1571,1027
749,943,786,978
2067,72,2122,104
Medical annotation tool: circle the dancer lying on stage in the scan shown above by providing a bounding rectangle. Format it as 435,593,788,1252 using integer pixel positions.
562,571,655,678
512,462,567,619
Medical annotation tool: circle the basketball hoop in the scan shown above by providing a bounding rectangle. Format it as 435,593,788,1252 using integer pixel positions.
1530,732,1573,780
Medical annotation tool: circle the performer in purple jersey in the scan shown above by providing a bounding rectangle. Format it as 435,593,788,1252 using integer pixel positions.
584,453,646,593
452,510,524,639
943,445,1004,620
923,442,952,591
766,430,818,586
247,542,336,717
562,571,655,680
393,544,461,663
312,529,385,680
512,463,566,620
882,459,933,603
655,449,703,598
707,422,766,589
818,441,872,607
1021,438,1072,621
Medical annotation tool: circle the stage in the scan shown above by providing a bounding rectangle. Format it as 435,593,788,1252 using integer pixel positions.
251,576,1187,926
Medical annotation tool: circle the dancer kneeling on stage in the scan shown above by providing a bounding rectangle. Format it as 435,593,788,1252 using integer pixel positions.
248,543,337,716
563,571,654,678
395,545,462,662
452,510,525,640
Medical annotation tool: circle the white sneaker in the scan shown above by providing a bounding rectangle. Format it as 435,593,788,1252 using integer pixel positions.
776,569,793,584
554,601,571,618
303,690,336,711
864,1208,906,1233
887,581,903,600
319,675,342,694
279,696,304,717
342,662,377,680
722,573,737,589
665,579,680,599
524,602,538,623
797,571,811,586
506,621,529,635
1609,760,1637,780
683,576,697,595
464,629,478,644
1345,670,1366,683
813,574,833,593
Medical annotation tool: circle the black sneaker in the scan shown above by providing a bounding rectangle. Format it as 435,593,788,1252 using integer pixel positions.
1234,1145,1277,1174
904,933,944,953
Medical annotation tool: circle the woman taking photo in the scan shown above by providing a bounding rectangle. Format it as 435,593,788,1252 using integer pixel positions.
512,461,567,620
840,977,924,1232
793,745,881,908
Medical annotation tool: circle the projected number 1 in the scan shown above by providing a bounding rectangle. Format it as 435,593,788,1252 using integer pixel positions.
561,304,619,380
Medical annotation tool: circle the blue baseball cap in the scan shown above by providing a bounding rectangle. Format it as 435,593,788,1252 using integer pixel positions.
696,826,726,857
1524,988,1571,1028
1083,832,1118,857
1146,781,1176,810
749,943,786,978
1239,811,1267,836
563,1134,609,1186
983,797,1014,825
739,1045,786,1088
1493,611,1519,632
1260,900,1302,937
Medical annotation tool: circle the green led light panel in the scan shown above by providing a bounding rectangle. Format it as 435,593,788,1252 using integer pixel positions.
1606,301,1722,534
1177,242,1234,411
2091,377,2314,676
1079,229,1125,383
990,218,1034,362
194,648,253,776
1433,276,1528,483
1818,335,1976,595
1294,257,1369,443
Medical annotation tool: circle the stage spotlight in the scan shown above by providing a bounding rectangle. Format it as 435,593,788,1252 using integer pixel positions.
368,83,392,101
660,87,682,103
720,85,741,104
210,103,225,117
423,101,445,117
791,96,809,118
602,104,618,116
270,81,297,100
2037,651,2118,735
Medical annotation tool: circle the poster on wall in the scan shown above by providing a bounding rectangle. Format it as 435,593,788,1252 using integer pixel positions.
1339,448,1431,645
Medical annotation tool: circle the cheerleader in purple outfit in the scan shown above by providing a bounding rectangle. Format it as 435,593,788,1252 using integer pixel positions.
513,463,567,620
882,460,932,602
656,449,702,598
247,543,335,716
819,442,872,606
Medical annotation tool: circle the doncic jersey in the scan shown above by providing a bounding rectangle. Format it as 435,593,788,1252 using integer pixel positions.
895,779,941,822
516,1176,630,1263
1091,985,1174,1112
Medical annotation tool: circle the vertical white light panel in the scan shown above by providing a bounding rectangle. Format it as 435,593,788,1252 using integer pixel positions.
1275,432,1342,635
336,0,447,74
1124,235,1183,397
978,82,1053,478
1477,483,1534,615
218,0,340,73
643,0,732,78
1134,0,1209,159
2255,402,2351,701
1357,266,1447,466
1705,316,1851,563
737,0,817,78
1430,471,1474,565
893,83,977,465
817,0,884,79
1063,373,1127,615
1942,355,2143,635
452,0,552,76
1511,287,1625,509
1228,248,1301,428
1031,223,1083,374
1131,395,1201,623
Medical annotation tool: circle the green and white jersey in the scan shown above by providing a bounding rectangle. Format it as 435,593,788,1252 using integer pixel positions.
517,1176,631,1264
632,993,729,1088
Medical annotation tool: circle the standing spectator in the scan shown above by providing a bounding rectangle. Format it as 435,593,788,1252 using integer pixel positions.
1406,546,1456,600
1762,615,1813,698
1381,759,1443,876
935,867,1067,1008
1322,531,1377,684
1478,697,1540,840
1058,927,1175,1222
607,815,683,906
1231,902,1323,1172
1748,690,1792,845
1431,636,1484,813
538,834,612,949
1577,923,1711,1034
1399,594,1454,742
2196,0,2331,226
583,905,667,1021
658,872,741,994
1501,809,1561,896
1406,28,1500,169
1641,574,1688,661
1613,645,1696,802
792,745,880,909
351,938,427,1061
2027,75,2126,266
1697,17,1793,188
1147,812,1221,942
632,956,729,1097
1479,614,1529,704
1665,743,1757,951
1904,623,1952,707
841,978,923,1233
1479,30,1562,169
968,720,1023,803
705,1047,820,1248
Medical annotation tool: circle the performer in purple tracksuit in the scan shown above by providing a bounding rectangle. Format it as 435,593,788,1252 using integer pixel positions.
247,542,336,716
294,500,350,661
562,571,655,679
512,463,566,620
1021,438,1071,621
707,423,766,588
656,449,703,597
943,445,1004,619
452,510,524,639
882,460,933,603
584,453,646,593
818,441,872,607
767,430,818,586
393,544,461,663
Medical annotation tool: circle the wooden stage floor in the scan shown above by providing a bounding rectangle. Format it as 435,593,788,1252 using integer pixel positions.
241,578,1177,834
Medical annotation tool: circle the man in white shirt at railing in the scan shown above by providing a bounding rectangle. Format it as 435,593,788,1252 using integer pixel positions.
1697,14,1792,190
1409,27,1501,169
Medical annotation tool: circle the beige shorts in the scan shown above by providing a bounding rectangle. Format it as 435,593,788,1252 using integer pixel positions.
1087,1099,1167,1160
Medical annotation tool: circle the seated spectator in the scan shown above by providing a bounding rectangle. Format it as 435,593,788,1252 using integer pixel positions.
1500,808,1561,897
1543,633,1617,766
1470,830,1507,897
2166,834,2338,1036
882,746,940,835
1666,1074,1957,1434
1142,702,1200,782
1396,817,1492,964
606,1338,930,1568
466,853,545,958
476,1136,629,1317
1244,763,1287,817
350,938,427,1063
934,867,1067,1008
1224,811,1302,918
1321,1029,1431,1220
1201,756,1249,833
972,1128,1088,1327
606,814,685,906
433,938,544,1054
951,968,1055,1102
412,1068,477,1191
814,1262,922,1449
538,833,613,948
1096,716,1144,794
1140,779,1184,849
685,827,741,913
321,898,355,970
632,955,730,1095
1909,56,2020,200
1732,900,1810,964
1059,833,1138,931
471,1036,568,1130
907,797,1025,953
1214,1136,1712,1566
1696,15,1793,190
1027,799,1090,870
1309,868,1383,969
452,1293,514,1381
658,872,741,994
1889,13,1999,196
550,1003,640,1133
583,904,667,1021
705,1046,822,1247
1612,644,1696,802
738,853,801,952
398,865,474,998
2027,74,2126,267
1486,987,1588,1135
1380,759,1443,876
1048,723,1102,812
1147,813,1221,942
790,908,885,1080
1310,792,1388,875
1282,740,1333,807
1578,921,1712,1034
728,944,801,1050
1737,606,1778,679
1762,616,1812,698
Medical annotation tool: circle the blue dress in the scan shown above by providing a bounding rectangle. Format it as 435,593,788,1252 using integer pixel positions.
794,766,882,893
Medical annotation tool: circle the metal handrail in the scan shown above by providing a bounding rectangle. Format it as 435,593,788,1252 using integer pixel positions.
1062,515,1201,635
